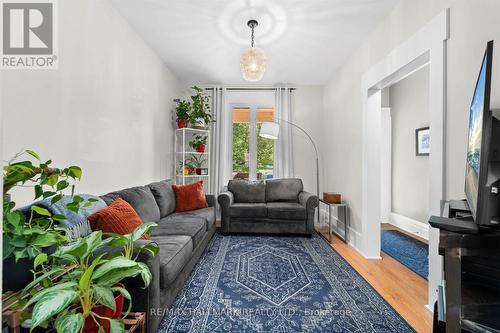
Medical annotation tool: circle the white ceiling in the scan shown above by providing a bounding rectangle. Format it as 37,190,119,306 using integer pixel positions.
111,0,399,85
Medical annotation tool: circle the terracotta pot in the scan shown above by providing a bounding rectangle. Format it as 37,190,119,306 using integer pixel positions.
177,120,189,128
82,293,124,333
195,144,206,153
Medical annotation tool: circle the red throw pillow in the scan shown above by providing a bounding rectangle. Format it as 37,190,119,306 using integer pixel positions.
88,198,150,240
172,181,208,212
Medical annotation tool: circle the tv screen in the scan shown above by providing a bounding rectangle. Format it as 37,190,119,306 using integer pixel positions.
465,43,492,218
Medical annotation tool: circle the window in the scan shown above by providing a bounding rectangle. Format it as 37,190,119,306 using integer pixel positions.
232,107,274,180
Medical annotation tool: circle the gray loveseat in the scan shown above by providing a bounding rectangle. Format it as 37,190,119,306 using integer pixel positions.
218,178,319,235
99,180,216,333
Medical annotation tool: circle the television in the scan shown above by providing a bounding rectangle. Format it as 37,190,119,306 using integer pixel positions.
465,40,500,227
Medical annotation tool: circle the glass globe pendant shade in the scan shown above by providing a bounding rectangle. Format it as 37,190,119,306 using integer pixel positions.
240,47,266,82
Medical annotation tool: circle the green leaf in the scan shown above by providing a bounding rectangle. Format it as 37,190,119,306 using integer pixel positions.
6,211,22,229
34,185,43,199
111,286,131,317
79,254,104,291
93,286,116,311
109,319,125,333
130,222,157,242
51,193,64,205
26,149,40,160
92,257,138,281
47,174,59,187
32,233,58,247
34,253,48,269
22,267,64,293
3,237,14,259
94,267,142,287
52,214,67,222
31,205,51,217
67,166,82,180
55,313,84,333
14,249,28,261
141,243,160,257
30,289,79,329
57,180,69,191
84,231,103,255
24,282,78,309
137,262,152,288
54,239,87,259
88,198,98,202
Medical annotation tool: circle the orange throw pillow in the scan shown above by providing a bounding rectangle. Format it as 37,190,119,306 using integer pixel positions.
172,181,208,212
88,198,150,240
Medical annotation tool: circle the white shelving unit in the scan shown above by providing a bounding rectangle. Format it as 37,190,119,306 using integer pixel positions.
174,127,211,192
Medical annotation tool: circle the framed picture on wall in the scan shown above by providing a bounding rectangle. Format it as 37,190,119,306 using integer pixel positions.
415,127,430,156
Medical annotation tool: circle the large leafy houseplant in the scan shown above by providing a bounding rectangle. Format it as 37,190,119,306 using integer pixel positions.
188,86,213,128
23,228,157,333
3,150,92,291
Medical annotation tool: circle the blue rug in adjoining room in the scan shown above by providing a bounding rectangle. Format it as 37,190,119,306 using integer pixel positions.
159,233,414,333
381,229,428,280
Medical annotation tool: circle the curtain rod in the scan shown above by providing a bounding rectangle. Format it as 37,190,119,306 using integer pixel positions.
204,87,296,91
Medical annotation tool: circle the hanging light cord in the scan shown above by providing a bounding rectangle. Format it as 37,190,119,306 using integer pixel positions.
251,25,255,47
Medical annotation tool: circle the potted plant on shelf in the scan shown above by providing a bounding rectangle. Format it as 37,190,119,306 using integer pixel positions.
22,226,158,333
188,134,208,153
2,150,90,291
188,86,214,129
187,155,207,175
175,100,190,128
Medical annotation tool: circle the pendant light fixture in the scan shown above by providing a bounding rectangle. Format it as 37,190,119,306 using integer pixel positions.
240,20,266,82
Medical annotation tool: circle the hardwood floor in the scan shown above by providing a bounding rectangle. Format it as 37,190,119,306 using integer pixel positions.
328,231,432,333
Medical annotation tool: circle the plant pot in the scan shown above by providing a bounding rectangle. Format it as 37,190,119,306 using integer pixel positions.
2,257,34,292
195,144,206,153
195,168,202,175
83,293,124,333
177,120,189,128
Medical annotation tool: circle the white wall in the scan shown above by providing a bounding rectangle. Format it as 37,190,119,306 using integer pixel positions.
321,0,500,233
390,66,430,223
1,0,181,205
293,86,324,194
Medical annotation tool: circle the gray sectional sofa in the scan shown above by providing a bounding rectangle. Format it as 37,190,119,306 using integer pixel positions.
218,178,319,235
99,179,216,333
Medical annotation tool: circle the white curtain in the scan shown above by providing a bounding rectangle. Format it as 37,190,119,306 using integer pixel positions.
208,87,231,196
273,87,295,179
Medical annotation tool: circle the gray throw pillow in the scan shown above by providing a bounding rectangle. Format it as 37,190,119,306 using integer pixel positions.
148,180,176,218
101,186,160,223
228,180,266,203
265,178,303,202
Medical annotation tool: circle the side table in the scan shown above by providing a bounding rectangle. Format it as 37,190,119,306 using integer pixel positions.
316,199,349,243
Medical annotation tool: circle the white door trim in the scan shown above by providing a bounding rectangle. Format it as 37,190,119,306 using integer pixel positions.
360,9,449,310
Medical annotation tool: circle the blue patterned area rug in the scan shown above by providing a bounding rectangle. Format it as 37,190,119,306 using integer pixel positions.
381,230,428,280
158,234,414,333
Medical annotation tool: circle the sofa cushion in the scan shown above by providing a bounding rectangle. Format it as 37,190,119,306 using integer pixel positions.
267,202,306,220
230,203,267,218
152,235,193,288
154,217,206,248
266,178,303,202
228,180,265,203
101,186,160,223
172,181,208,212
163,207,215,229
148,180,176,218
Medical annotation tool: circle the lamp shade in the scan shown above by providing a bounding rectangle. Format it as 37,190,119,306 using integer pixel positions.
240,47,266,82
259,122,280,140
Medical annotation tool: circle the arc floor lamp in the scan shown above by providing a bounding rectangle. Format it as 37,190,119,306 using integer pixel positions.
259,120,319,198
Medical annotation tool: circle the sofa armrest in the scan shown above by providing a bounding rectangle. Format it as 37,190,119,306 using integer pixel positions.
205,194,216,208
298,191,319,234
96,240,160,333
217,191,234,233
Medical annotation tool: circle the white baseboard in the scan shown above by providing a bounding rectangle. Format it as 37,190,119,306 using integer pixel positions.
389,212,429,240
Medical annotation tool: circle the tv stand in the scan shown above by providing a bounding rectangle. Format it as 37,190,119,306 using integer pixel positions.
432,200,500,333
